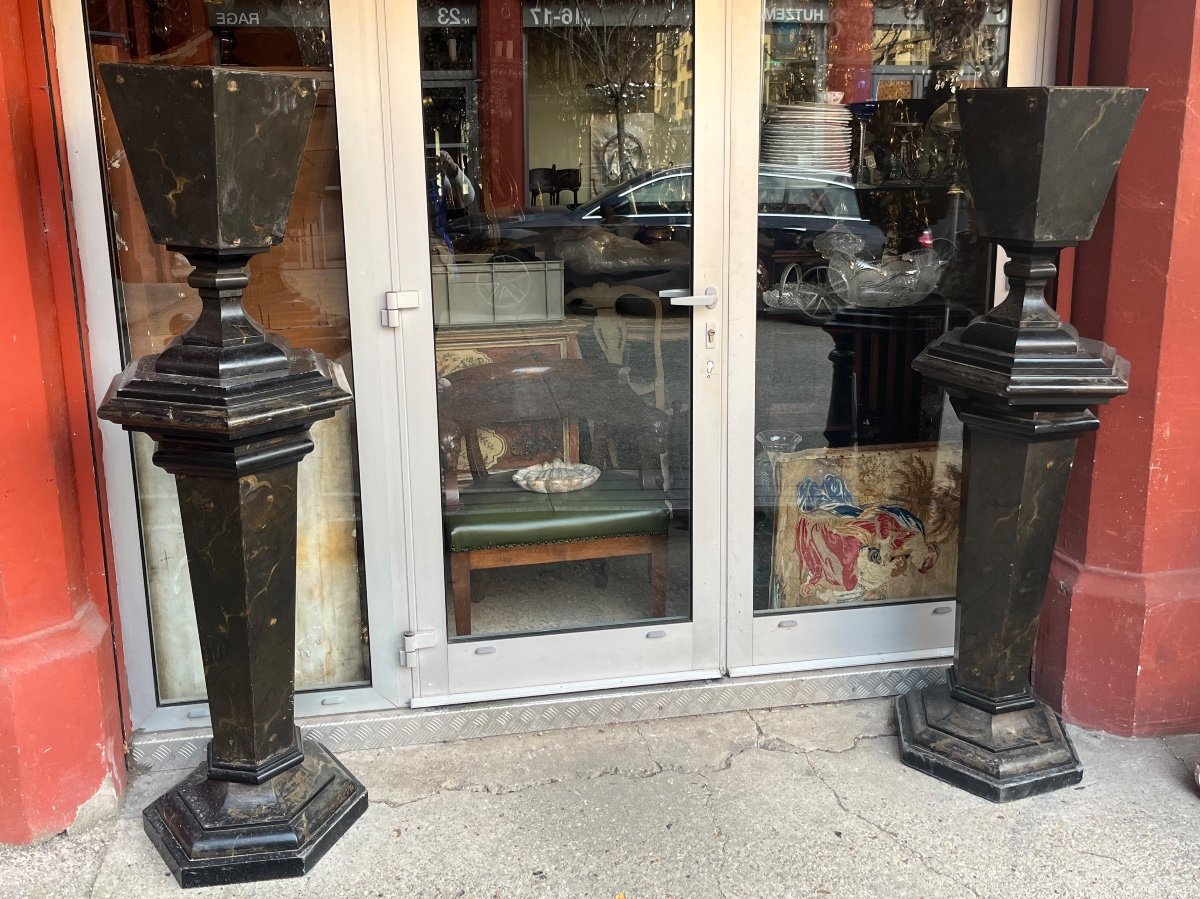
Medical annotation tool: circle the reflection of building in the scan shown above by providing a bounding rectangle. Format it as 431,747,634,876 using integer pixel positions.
7,0,1200,849
416,0,1009,209
761,0,1010,103
420,0,699,205
657,31,694,124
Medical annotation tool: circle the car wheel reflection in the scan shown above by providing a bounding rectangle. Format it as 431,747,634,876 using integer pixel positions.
777,263,847,324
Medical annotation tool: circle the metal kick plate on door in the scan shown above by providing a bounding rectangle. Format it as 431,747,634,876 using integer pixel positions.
130,665,952,772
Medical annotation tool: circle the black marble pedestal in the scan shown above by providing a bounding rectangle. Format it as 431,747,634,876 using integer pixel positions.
893,85,1145,803
102,341,364,885
144,739,368,888
96,64,370,886
894,400,1095,801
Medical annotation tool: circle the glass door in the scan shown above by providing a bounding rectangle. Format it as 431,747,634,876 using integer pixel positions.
385,0,725,703
728,0,1023,675
382,0,1044,701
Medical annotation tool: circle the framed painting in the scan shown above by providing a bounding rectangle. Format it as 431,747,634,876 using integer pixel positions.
769,443,962,608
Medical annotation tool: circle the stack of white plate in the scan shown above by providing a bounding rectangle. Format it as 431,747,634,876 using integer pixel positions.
760,102,853,173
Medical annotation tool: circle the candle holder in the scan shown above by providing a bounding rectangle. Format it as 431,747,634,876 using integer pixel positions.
892,119,926,183
849,100,878,186
897,86,1145,802
97,64,365,885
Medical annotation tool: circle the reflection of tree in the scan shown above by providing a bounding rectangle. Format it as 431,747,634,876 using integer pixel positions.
543,0,691,183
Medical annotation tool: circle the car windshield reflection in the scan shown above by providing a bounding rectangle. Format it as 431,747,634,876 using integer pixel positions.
442,165,884,316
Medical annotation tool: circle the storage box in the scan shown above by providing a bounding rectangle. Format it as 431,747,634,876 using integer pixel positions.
431,259,565,325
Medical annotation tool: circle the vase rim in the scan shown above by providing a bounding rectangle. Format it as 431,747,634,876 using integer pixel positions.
755,429,804,443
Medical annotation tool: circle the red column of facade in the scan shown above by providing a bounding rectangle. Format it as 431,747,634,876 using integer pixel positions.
477,0,527,212
827,0,874,103
1034,0,1200,735
0,2,126,843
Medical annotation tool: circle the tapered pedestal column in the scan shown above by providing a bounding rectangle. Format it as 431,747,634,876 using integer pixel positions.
897,245,1130,803
897,401,1095,801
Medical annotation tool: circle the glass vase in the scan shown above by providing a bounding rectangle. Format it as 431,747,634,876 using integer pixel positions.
754,429,804,509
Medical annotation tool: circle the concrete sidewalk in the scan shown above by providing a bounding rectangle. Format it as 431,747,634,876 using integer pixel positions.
2,699,1198,898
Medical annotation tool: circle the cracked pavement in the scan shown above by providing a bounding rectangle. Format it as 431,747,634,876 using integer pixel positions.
1,699,1197,898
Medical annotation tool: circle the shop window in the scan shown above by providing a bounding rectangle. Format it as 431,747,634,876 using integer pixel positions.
84,0,369,702
757,172,861,217
751,0,1012,612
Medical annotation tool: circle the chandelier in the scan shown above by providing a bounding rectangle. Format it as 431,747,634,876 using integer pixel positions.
875,0,1007,18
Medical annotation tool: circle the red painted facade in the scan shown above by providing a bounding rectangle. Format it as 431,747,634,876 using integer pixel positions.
0,0,1195,846
1033,0,1200,736
0,0,126,844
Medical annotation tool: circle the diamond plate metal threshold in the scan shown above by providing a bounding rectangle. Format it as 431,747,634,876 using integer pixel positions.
130,661,950,773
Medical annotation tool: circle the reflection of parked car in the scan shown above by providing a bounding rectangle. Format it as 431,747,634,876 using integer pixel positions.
447,166,886,298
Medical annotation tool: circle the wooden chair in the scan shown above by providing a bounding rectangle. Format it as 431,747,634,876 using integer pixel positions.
439,359,671,636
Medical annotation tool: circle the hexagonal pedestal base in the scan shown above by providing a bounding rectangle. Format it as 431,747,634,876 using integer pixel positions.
143,738,367,888
896,681,1082,803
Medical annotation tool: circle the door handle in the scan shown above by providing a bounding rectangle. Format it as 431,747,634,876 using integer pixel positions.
659,286,718,309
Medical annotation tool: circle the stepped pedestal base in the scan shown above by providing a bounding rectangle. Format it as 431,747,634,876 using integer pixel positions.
896,681,1082,803
143,739,368,888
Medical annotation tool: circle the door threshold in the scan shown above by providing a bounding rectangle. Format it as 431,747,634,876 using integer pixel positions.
413,669,724,708
129,659,950,773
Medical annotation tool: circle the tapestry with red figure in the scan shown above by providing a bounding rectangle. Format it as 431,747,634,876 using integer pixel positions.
769,443,961,607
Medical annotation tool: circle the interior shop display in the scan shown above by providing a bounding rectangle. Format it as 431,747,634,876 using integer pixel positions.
850,100,880,185
826,247,945,307
876,1,1009,85
753,430,805,609
754,430,806,509
96,64,367,886
435,321,587,477
760,102,853,173
751,2,1014,621
896,86,1146,802
862,95,963,188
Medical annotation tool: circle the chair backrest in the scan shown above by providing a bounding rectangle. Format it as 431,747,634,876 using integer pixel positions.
529,168,556,194
554,168,582,191
438,359,669,507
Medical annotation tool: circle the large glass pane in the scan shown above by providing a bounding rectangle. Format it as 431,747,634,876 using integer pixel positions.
86,0,369,700
418,0,694,639
752,1,1011,611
